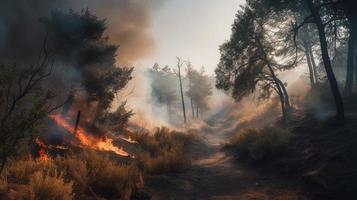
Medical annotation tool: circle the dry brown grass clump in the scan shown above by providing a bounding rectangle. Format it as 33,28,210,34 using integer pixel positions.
227,126,292,161
238,187,307,200
55,150,144,200
0,158,73,200
0,150,144,200
130,127,197,174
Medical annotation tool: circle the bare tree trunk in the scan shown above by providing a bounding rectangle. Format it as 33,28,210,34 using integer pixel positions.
196,105,199,119
345,27,355,95
190,98,195,119
74,110,81,135
167,102,172,121
354,37,357,84
177,58,187,124
303,39,316,87
306,0,345,122
308,43,319,83
277,78,291,110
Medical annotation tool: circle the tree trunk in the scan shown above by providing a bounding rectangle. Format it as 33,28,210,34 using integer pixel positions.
306,0,345,122
309,45,319,83
167,102,172,121
196,105,199,119
354,35,357,84
276,86,287,122
303,39,316,87
344,24,355,95
277,78,291,110
255,34,289,121
74,110,81,135
177,60,187,124
306,24,319,83
190,98,195,119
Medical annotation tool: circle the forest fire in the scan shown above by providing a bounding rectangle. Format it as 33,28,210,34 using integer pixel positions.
48,114,131,157
35,137,51,162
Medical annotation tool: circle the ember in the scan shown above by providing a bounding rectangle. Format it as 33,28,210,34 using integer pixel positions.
35,137,51,161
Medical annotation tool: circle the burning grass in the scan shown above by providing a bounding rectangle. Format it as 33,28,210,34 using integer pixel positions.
49,114,131,157
0,126,200,199
226,127,293,162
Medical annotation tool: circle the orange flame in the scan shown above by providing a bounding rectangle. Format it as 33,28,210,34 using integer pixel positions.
49,114,130,157
35,137,51,162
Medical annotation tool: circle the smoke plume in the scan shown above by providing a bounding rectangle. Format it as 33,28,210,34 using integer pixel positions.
0,0,160,65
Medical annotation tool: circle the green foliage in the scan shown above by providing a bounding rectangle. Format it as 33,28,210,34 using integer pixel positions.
227,127,292,161
215,4,290,102
98,101,134,132
148,64,178,110
186,65,213,114
42,9,133,119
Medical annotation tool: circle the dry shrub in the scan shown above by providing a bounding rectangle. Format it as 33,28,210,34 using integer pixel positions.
141,149,191,174
1,159,73,200
28,171,73,200
55,150,144,200
6,158,56,184
1,150,144,200
131,127,195,174
227,127,292,161
239,187,307,200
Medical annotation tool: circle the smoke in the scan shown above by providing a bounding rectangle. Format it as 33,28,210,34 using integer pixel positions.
0,0,160,65
0,0,164,128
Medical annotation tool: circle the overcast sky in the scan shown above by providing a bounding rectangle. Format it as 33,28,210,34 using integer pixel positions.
139,0,245,74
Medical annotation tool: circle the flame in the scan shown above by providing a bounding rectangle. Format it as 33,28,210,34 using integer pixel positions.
119,136,138,144
49,114,130,157
35,137,51,162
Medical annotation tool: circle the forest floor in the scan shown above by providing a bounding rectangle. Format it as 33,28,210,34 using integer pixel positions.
144,116,307,200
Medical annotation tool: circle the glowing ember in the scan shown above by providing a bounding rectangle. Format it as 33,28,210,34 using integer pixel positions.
49,114,130,157
35,137,51,162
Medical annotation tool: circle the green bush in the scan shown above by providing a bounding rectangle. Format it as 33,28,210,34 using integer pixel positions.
227,127,292,161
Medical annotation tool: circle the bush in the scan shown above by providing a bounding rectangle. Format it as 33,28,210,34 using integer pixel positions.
130,127,196,174
28,171,73,200
0,159,73,200
1,150,144,200
55,150,144,200
227,127,292,161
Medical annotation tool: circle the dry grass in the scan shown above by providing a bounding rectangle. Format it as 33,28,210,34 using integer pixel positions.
0,127,199,199
0,159,73,200
227,127,292,161
238,187,307,200
130,127,197,174
0,150,144,200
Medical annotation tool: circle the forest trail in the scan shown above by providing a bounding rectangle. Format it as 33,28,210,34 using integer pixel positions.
145,116,303,200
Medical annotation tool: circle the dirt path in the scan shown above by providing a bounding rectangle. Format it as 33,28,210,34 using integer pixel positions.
145,118,305,200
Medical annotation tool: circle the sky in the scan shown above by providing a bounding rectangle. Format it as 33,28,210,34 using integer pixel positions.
139,0,245,75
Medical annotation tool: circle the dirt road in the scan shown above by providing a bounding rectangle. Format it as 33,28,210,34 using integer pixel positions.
145,119,305,200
